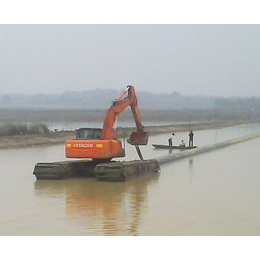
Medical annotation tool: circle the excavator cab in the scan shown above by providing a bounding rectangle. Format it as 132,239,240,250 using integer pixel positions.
76,128,102,140
65,127,125,160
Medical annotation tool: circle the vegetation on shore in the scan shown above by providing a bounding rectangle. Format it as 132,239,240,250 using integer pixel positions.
0,123,50,137
0,120,255,150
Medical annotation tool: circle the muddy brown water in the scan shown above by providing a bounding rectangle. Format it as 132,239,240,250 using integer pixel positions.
1,123,260,235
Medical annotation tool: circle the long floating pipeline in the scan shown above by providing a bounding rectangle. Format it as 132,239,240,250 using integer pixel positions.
156,132,260,165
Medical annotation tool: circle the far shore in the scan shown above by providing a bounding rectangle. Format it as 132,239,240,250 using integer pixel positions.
0,120,257,150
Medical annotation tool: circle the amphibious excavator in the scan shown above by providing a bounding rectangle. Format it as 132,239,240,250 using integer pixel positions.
65,85,149,161
33,85,160,181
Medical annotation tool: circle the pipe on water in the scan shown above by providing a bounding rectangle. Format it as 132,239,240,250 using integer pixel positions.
156,133,260,165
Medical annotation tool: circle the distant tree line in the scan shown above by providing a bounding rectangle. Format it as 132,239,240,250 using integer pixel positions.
215,97,260,109
0,89,259,110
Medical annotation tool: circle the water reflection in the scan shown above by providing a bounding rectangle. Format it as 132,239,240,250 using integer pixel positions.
188,158,194,183
214,128,218,143
34,172,160,235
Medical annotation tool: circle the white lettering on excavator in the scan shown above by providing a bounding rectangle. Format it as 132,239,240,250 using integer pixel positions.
73,143,94,148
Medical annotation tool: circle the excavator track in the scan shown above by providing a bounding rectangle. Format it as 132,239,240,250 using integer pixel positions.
95,159,160,181
33,160,98,180
33,159,160,181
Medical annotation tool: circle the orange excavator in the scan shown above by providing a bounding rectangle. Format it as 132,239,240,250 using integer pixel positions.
65,85,148,162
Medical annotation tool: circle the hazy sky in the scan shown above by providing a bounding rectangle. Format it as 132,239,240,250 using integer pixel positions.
1,24,260,97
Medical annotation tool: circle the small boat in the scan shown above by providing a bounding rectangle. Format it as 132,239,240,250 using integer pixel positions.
152,144,198,150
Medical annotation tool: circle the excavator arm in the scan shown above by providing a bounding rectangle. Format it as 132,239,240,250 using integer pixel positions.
100,85,148,144
100,86,135,140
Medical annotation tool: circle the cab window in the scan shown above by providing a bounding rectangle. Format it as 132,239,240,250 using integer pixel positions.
76,128,101,140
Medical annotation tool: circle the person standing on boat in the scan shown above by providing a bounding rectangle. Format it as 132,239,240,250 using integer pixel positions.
168,138,173,147
188,130,194,147
168,133,174,147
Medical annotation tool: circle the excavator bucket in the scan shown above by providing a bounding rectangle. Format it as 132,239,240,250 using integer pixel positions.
127,131,149,145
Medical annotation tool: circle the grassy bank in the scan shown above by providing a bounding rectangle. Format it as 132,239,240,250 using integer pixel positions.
0,123,49,136
0,120,252,150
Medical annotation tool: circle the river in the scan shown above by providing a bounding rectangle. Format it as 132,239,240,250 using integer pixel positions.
1,123,260,235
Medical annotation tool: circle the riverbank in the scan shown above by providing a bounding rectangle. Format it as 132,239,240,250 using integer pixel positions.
0,120,254,150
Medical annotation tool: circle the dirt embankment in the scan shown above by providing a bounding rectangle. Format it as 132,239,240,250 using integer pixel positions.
0,121,251,150
0,131,74,149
